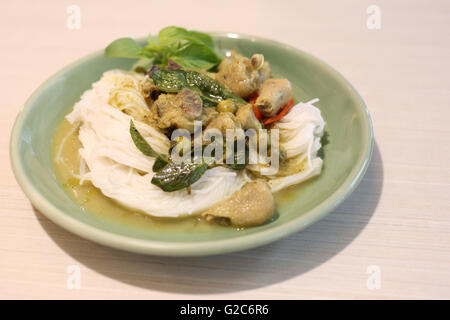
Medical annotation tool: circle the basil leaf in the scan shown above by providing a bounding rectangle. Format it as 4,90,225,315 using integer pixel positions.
150,69,245,106
185,71,246,105
158,26,215,49
152,155,168,172
171,43,220,70
129,120,160,158
146,34,160,49
158,26,190,47
158,27,220,69
150,69,187,93
105,38,142,58
132,57,154,73
151,161,208,192
187,31,215,50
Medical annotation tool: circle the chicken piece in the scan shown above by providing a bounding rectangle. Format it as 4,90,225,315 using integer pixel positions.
236,104,262,130
215,51,271,98
178,88,203,120
200,107,219,127
255,78,292,117
205,111,241,135
150,88,202,133
202,180,275,227
140,79,161,106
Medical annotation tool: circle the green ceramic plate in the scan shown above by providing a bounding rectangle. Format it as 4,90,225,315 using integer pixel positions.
10,32,373,256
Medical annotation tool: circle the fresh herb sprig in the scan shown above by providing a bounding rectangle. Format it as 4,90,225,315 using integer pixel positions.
105,26,221,71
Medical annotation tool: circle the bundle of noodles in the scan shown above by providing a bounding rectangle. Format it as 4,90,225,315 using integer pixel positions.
97,70,152,122
267,99,325,192
246,99,325,192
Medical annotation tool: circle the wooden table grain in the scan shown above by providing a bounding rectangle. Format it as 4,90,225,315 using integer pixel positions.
1,0,449,299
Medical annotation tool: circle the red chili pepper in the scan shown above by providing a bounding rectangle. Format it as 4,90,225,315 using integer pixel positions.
247,92,261,120
252,105,262,120
263,98,295,125
248,92,258,104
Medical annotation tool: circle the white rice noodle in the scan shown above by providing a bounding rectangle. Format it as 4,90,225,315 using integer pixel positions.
268,158,322,192
249,99,326,192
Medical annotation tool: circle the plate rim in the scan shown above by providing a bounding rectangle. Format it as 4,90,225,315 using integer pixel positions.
10,31,374,256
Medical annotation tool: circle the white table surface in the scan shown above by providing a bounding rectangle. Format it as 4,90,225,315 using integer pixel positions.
1,0,449,299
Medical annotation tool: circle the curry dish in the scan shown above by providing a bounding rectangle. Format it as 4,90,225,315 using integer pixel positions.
53,27,326,229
